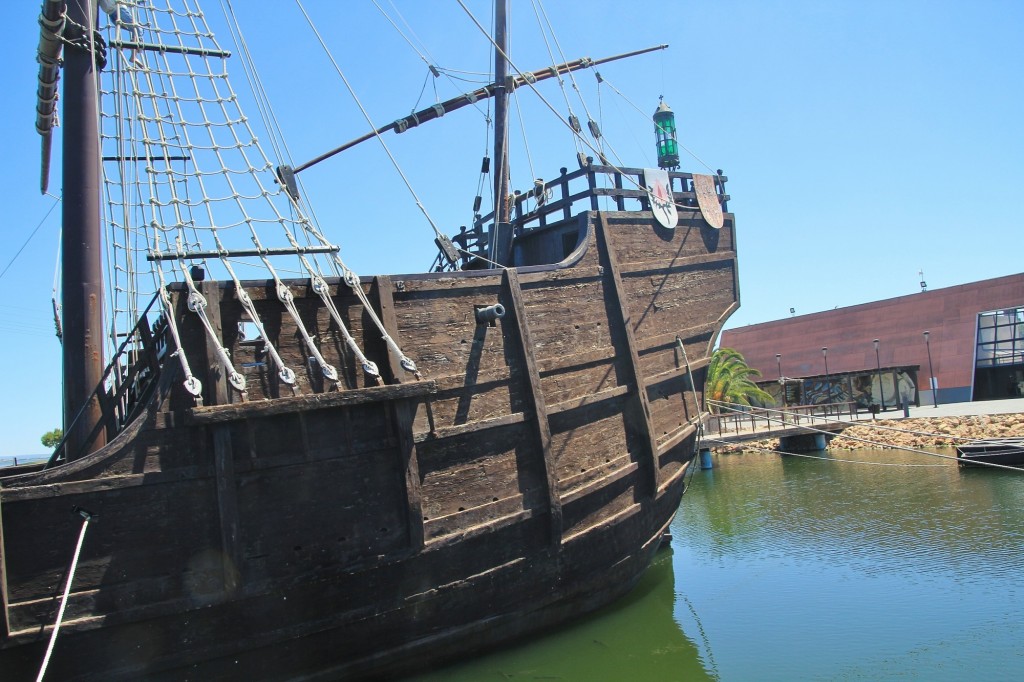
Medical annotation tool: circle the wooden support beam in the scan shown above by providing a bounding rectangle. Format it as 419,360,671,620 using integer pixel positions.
413,411,526,443
212,425,241,593
596,212,660,497
186,381,437,425
372,275,425,550
371,276,406,384
201,280,228,407
502,269,562,546
0,489,10,639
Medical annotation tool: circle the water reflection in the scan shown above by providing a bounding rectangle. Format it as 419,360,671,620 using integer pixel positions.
402,449,1024,680
405,546,712,681
673,449,1024,681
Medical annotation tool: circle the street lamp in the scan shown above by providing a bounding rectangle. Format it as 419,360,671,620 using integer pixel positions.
923,330,937,407
822,347,831,411
776,353,786,407
873,339,885,411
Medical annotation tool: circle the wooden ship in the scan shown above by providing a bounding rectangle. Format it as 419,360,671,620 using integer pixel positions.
1,1,738,679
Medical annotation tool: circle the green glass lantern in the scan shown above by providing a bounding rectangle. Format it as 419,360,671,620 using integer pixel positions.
653,98,679,169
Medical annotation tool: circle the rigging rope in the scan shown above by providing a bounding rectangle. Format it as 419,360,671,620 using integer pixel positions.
455,0,649,198
528,0,584,158
675,337,708,494
0,195,61,283
293,0,446,246
35,509,94,682
95,0,421,397
596,72,718,174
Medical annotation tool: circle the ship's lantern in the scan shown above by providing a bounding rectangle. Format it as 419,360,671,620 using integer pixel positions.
653,99,679,170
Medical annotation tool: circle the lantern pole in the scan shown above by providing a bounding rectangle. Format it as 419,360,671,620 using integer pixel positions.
873,339,885,411
923,331,938,407
653,97,679,170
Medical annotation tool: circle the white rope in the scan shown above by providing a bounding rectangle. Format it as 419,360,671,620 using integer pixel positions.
273,275,339,385
179,260,247,394
152,264,203,398
329,262,419,375
35,510,94,682
217,247,297,389
309,274,379,381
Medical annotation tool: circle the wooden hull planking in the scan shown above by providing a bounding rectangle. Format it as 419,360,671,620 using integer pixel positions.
0,207,737,679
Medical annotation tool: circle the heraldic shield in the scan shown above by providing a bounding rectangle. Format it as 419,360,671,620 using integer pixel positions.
643,168,678,229
692,173,724,229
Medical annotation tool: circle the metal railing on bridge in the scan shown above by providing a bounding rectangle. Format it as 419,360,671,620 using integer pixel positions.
706,401,864,438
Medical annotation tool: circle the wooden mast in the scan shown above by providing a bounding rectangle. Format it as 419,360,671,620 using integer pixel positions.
491,0,512,265
61,0,106,459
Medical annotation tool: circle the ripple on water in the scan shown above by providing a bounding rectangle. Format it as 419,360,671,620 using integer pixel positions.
672,448,1024,681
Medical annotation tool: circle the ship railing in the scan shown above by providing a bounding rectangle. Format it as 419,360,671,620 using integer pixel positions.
45,293,168,468
443,162,730,269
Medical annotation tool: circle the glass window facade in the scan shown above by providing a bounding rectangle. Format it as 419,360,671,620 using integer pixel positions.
976,307,1024,368
974,306,1024,400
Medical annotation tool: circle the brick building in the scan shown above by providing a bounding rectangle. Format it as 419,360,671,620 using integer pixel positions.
720,273,1024,407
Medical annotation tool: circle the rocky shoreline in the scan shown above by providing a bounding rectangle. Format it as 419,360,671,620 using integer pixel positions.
712,413,1024,453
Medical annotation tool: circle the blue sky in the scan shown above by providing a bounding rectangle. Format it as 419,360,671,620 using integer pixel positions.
1,0,1021,456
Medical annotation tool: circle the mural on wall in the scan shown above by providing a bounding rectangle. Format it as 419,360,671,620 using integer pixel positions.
762,371,919,409
851,371,916,408
802,379,848,405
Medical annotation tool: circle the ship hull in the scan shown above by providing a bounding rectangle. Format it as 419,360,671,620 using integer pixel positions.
1,207,737,680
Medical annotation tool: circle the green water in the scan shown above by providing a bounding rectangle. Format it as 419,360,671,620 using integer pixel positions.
404,449,1024,680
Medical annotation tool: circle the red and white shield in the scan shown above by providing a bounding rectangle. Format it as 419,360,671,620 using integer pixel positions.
644,168,678,229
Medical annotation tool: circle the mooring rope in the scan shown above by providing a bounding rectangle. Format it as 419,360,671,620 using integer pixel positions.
36,509,95,682
675,336,707,493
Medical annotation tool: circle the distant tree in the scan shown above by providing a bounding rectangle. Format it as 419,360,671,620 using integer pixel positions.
705,348,774,413
40,428,64,450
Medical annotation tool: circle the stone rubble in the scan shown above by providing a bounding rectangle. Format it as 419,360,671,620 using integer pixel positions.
710,414,1024,453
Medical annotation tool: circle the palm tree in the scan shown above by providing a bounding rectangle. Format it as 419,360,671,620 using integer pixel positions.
705,347,774,413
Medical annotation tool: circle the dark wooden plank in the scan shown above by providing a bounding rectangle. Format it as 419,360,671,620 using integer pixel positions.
213,425,241,593
201,280,229,406
644,356,712,390
371,275,404,384
536,345,615,375
186,381,438,424
614,250,736,277
503,269,562,546
656,421,699,455
0,489,10,638
560,461,639,506
596,212,660,496
547,384,630,416
372,275,425,550
413,411,526,443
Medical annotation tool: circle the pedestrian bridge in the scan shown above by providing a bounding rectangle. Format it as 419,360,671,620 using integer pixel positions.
706,401,882,451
